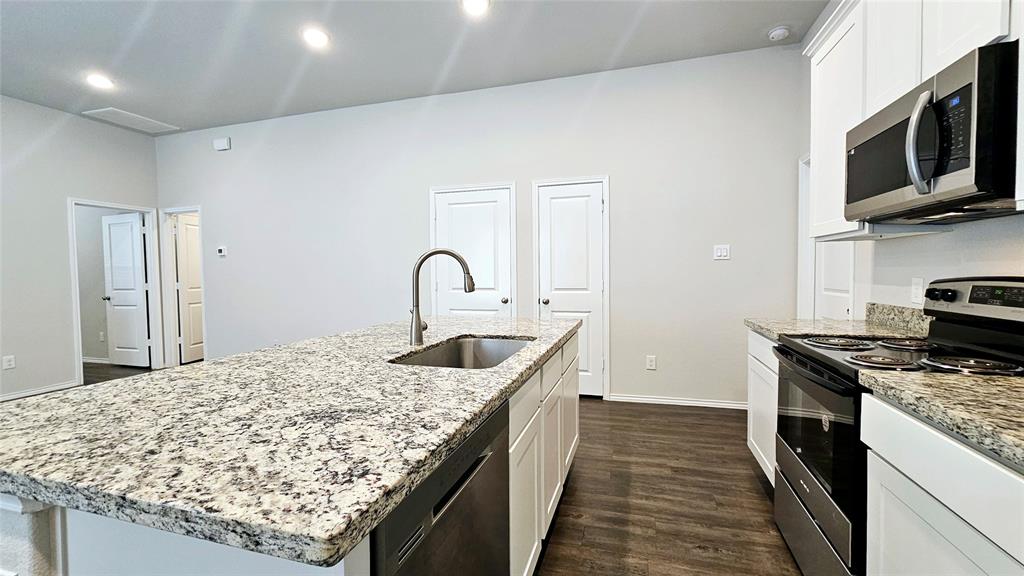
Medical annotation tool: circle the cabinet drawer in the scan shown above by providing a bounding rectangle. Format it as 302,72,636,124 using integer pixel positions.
747,330,779,374
541,351,562,398
509,371,542,445
561,333,579,374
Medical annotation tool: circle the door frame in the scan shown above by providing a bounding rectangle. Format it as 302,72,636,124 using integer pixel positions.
159,206,207,368
531,176,611,399
67,198,165,386
428,182,517,317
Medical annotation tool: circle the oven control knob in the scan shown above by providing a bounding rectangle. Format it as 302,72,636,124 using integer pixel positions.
940,288,958,302
925,288,943,301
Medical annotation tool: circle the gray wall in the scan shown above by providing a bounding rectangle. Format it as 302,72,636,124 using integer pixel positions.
0,96,158,398
156,45,805,405
74,206,134,360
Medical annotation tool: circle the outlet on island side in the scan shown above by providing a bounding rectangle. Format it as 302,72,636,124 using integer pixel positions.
645,355,657,370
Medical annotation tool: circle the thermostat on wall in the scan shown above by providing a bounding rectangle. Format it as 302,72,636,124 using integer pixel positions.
213,137,232,151
216,246,227,257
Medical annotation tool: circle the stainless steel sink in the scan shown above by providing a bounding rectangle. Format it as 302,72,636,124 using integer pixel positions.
391,337,533,369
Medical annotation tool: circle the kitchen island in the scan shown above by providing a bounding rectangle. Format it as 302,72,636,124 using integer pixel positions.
0,317,579,574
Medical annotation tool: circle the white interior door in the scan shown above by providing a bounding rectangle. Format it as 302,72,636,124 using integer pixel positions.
537,180,604,396
175,213,204,364
102,213,150,367
815,241,854,320
432,186,514,317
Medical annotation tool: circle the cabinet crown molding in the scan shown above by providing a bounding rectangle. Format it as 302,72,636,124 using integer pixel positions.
803,0,861,58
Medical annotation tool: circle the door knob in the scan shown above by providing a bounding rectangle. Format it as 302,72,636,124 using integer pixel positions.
541,298,550,305
500,297,509,304
101,296,111,301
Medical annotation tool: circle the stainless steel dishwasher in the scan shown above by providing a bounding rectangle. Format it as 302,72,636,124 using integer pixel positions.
372,402,509,575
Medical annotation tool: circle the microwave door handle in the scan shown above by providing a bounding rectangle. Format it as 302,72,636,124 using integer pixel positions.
906,90,933,195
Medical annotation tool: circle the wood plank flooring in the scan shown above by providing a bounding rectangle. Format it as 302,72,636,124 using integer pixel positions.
82,362,151,385
537,399,798,576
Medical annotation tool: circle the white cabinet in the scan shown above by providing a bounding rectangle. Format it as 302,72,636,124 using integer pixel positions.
509,410,542,576
864,0,922,117
922,0,1009,79
810,2,865,237
866,451,1024,575
746,330,778,485
540,377,563,534
560,356,580,478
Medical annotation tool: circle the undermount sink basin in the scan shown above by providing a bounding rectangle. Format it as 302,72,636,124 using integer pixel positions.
392,336,534,369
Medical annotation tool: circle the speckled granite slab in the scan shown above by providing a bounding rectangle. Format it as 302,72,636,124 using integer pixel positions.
745,303,929,342
0,317,579,566
865,303,931,337
860,371,1024,473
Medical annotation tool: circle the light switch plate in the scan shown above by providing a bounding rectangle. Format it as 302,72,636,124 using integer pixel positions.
910,277,925,305
2,355,15,370
645,355,657,370
713,244,731,260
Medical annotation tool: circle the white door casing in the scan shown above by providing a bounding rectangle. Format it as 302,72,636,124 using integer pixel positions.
175,213,205,364
430,184,515,318
535,179,606,396
101,213,150,367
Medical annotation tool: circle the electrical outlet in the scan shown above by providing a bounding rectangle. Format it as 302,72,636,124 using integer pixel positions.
99,331,106,342
910,277,925,305
645,355,657,370
2,355,15,370
713,244,731,260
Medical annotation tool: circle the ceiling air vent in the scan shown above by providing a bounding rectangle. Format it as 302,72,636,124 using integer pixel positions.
81,107,179,135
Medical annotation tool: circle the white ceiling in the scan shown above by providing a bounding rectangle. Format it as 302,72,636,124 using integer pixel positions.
1,1,826,133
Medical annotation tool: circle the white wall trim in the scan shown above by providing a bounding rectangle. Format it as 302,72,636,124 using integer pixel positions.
803,0,859,57
607,393,747,411
81,357,110,364
0,379,79,402
158,206,206,368
427,182,517,318
67,198,165,388
531,176,611,400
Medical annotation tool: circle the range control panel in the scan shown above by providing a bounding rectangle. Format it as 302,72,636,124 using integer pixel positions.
925,278,1024,321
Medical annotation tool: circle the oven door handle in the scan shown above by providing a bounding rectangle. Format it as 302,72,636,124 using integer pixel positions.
906,89,933,196
773,348,857,396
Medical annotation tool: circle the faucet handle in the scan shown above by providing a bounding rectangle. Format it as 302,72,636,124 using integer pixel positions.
409,309,428,332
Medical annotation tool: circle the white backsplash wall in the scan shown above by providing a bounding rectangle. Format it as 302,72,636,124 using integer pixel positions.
870,214,1024,307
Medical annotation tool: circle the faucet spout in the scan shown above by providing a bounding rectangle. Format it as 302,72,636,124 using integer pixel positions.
410,249,475,345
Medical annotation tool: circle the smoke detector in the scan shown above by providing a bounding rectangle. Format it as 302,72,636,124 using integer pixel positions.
768,26,791,42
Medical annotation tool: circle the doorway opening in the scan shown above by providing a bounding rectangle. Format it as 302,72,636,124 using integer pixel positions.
69,199,164,386
160,207,206,367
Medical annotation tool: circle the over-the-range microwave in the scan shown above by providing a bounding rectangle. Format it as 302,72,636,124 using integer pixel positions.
845,41,1019,224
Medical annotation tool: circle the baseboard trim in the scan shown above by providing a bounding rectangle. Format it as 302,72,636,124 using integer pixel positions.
1,380,80,402
82,357,111,364
606,393,747,410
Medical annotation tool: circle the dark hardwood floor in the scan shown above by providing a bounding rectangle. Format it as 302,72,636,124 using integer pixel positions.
82,362,151,385
537,399,798,576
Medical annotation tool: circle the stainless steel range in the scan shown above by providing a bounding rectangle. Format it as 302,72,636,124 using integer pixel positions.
773,277,1024,576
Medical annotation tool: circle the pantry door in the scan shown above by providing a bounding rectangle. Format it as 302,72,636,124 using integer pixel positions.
536,178,607,397
431,184,515,318
102,213,151,367
174,212,205,364
815,241,855,320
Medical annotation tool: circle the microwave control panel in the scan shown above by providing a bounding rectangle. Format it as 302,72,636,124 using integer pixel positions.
933,84,973,176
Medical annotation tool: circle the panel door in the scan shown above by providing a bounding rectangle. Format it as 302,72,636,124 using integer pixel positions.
101,213,150,367
864,0,923,117
540,380,563,535
432,186,513,318
922,0,1009,79
537,181,604,396
867,451,1024,575
175,213,204,364
509,409,542,576
746,355,777,485
810,3,865,237
560,356,579,478
815,241,854,320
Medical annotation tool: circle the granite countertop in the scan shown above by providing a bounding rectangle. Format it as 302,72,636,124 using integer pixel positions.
744,302,931,342
859,370,1024,473
0,317,579,566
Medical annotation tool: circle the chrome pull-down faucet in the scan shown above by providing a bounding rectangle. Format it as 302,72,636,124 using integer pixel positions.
410,249,475,345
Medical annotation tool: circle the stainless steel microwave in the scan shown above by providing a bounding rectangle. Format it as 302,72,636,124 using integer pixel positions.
845,41,1018,224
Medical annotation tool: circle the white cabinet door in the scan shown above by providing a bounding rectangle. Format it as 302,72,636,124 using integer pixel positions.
509,409,542,576
540,378,563,535
864,0,923,117
922,0,1009,79
810,3,865,237
867,451,1024,575
746,355,777,485
560,356,579,478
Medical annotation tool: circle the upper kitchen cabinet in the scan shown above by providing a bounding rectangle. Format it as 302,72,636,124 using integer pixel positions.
922,0,1009,79
864,0,922,117
809,2,865,237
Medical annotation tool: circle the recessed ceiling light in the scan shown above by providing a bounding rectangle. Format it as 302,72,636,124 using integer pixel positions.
461,0,490,18
768,26,791,42
85,73,115,90
302,26,330,50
